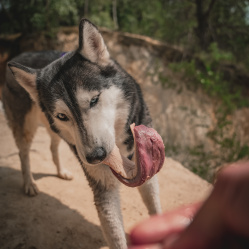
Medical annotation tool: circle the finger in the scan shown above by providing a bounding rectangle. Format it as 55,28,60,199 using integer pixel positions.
165,161,249,249
129,202,201,245
164,189,226,249
128,244,162,249
217,161,249,238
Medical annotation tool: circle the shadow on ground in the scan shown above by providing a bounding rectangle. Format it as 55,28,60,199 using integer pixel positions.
0,166,106,249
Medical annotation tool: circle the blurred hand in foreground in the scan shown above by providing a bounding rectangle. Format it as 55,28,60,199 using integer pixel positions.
129,161,249,249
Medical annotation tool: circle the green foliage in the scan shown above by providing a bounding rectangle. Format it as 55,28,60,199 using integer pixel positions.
187,135,249,182
87,0,114,29
207,112,249,163
0,0,81,34
209,1,249,65
1,0,249,68
188,145,216,181
166,137,249,182
169,43,249,113
167,43,249,181
206,43,234,64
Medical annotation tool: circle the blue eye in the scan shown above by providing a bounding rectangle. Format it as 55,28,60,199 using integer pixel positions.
56,113,69,121
90,95,99,108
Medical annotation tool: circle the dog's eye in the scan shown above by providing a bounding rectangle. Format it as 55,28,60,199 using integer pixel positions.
56,113,69,121
90,95,99,108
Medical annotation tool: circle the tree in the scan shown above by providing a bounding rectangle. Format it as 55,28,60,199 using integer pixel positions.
194,0,217,49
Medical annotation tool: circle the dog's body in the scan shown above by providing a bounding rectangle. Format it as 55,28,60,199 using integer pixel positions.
2,19,161,248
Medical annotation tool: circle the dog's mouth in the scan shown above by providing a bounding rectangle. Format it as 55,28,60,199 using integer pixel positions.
103,123,165,187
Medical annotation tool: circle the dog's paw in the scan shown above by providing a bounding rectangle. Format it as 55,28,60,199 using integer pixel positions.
24,180,39,196
58,169,73,180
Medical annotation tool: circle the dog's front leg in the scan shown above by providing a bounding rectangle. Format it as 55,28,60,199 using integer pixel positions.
138,175,162,215
94,185,127,249
84,166,127,248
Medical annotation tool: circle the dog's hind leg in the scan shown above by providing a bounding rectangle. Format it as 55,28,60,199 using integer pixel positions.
48,129,73,180
138,175,162,215
14,106,39,196
41,114,73,180
18,138,39,196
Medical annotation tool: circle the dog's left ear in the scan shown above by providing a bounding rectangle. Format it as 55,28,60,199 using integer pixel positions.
78,19,110,66
8,62,38,102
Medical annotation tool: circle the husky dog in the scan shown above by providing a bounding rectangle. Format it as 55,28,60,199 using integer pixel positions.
2,19,161,249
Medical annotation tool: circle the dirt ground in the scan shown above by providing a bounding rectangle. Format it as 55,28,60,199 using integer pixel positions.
0,103,211,249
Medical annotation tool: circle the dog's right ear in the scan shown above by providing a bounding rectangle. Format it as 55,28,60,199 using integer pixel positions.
8,62,38,102
78,19,110,66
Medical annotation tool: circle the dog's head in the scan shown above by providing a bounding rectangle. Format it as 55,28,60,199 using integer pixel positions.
8,19,131,166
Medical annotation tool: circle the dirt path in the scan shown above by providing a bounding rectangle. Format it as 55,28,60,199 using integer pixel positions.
0,106,211,249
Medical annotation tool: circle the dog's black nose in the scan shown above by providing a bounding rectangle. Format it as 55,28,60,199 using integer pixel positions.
86,147,107,164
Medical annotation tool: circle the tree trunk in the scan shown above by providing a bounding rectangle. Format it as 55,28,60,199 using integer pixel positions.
195,0,217,49
84,0,89,17
112,0,119,30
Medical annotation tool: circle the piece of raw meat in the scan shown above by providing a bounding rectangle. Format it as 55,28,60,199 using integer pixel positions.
104,124,165,187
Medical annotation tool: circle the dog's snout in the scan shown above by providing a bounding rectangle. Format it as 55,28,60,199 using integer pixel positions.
86,147,107,164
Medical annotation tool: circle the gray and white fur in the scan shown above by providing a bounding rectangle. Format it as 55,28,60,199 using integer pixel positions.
2,19,161,249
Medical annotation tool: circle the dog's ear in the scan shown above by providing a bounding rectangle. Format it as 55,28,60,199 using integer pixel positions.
78,19,110,66
8,62,38,102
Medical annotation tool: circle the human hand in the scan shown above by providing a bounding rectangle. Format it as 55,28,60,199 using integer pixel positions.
129,202,201,249
129,161,249,249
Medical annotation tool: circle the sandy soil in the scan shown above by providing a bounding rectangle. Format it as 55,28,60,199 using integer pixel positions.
0,105,211,249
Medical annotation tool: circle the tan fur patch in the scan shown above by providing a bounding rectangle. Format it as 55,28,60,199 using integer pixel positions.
10,67,37,101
